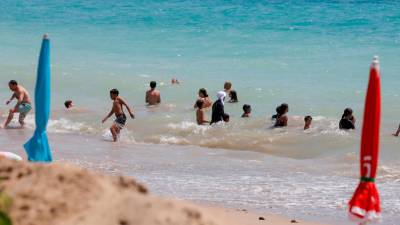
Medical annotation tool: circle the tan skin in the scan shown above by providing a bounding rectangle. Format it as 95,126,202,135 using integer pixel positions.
224,82,232,93
194,92,212,109
196,108,209,125
146,88,161,105
304,119,312,130
102,94,134,142
3,84,32,128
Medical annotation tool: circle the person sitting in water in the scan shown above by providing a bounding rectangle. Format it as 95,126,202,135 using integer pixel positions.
194,88,213,109
242,104,251,118
304,115,312,130
274,103,289,127
146,81,161,105
2,80,32,128
224,81,232,95
223,113,230,123
196,99,209,125
210,91,226,125
228,90,239,103
339,108,355,130
393,124,400,137
64,100,74,109
102,89,135,142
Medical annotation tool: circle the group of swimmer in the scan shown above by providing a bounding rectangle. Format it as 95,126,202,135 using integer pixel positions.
2,79,400,142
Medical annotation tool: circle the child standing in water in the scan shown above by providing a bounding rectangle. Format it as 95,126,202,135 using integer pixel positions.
242,104,251,118
102,89,135,142
304,115,312,130
196,100,209,125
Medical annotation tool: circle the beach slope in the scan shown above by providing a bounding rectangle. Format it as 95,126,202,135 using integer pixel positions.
0,158,326,225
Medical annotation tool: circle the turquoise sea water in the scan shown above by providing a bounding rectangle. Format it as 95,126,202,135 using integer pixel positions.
1,1,400,224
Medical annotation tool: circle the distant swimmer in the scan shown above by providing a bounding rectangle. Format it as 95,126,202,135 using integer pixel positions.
242,104,251,118
64,100,74,109
171,78,180,85
146,81,161,105
274,103,289,127
2,80,32,128
392,124,400,137
196,99,209,125
304,115,312,130
339,108,355,130
194,88,212,109
228,90,239,103
210,91,226,125
102,89,135,142
224,81,232,95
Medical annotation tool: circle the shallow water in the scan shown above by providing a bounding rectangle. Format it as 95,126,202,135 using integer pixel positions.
1,1,400,224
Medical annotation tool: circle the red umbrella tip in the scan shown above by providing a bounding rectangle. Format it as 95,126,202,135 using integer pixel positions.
43,34,49,40
371,55,379,69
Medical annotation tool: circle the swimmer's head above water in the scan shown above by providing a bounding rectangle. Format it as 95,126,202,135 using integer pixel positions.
109,88,119,100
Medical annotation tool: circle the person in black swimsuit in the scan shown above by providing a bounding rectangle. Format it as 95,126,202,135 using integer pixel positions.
210,91,226,125
339,108,355,130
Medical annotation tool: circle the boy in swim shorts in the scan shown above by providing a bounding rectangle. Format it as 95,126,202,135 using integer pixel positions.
2,80,32,128
102,89,135,142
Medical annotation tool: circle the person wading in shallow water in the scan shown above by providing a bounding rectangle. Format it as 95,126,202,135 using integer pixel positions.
102,89,135,142
210,91,226,125
2,80,32,128
146,81,161,106
339,108,355,130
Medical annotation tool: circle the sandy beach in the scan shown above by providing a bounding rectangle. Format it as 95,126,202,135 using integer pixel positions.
0,158,327,225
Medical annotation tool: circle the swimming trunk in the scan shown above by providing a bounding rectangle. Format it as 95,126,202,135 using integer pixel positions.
18,103,32,122
114,114,127,129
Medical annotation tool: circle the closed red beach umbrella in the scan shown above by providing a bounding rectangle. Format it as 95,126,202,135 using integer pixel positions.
348,56,381,224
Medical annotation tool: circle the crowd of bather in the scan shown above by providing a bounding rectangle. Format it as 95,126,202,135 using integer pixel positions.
2,79,400,142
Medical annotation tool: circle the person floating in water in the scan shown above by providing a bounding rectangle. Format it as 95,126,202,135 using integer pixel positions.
210,91,226,125
274,103,289,127
228,90,238,103
2,80,32,128
146,81,161,105
194,88,213,109
339,108,355,130
304,115,312,130
195,99,209,125
102,89,135,142
242,104,251,118
64,100,74,109
392,124,400,136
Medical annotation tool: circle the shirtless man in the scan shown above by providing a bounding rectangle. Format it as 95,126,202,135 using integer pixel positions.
102,89,135,142
3,80,32,128
145,81,161,105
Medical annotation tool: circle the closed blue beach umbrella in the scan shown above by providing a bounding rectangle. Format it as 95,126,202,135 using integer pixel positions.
24,34,52,162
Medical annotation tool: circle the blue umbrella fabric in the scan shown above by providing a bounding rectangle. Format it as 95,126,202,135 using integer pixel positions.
24,34,52,162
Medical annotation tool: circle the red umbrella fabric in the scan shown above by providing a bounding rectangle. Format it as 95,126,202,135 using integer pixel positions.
348,56,381,223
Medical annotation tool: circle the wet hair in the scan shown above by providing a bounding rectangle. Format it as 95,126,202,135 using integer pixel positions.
223,113,230,122
304,115,312,121
342,108,353,119
199,88,209,98
9,80,17,86
243,104,251,113
196,99,204,109
224,81,232,90
229,90,238,102
277,103,289,115
110,89,119,96
64,100,73,108
150,81,157,89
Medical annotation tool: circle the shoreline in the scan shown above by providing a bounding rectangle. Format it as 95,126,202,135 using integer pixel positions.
0,158,329,225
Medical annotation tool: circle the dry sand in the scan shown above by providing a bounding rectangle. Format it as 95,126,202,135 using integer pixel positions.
0,158,327,225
